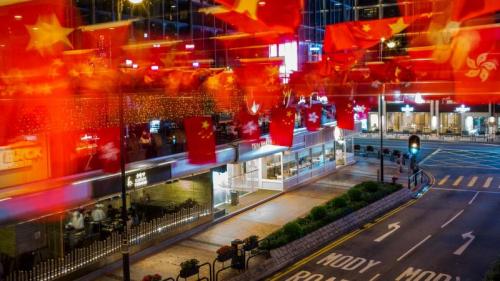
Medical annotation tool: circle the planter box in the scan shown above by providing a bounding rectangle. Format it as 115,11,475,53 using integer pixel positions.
179,267,199,278
217,252,233,262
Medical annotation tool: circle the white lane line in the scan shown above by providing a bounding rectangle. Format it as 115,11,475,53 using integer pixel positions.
397,235,432,262
438,175,450,186
453,176,464,187
468,192,479,205
433,187,500,195
441,210,464,228
467,176,478,187
483,177,493,188
369,273,381,281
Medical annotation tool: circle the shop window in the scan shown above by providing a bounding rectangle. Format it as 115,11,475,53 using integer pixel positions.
325,142,335,162
440,113,461,134
298,149,312,173
262,153,282,180
283,152,298,179
311,145,324,168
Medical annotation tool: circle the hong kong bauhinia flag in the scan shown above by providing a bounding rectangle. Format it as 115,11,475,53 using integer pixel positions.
304,104,322,132
98,127,121,173
270,107,296,147
238,111,261,141
184,116,216,164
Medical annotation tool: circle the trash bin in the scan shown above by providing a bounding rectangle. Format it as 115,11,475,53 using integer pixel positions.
230,190,239,206
231,239,245,270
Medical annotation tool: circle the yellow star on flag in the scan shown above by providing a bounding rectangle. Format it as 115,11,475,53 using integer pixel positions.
26,14,74,56
201,120,210,129
389,17,409,34
286,110,293,117
233,0,259,20
362,24,371,32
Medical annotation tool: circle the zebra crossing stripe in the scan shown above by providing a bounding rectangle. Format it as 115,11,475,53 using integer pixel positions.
483,177,493,188
438,175,450,186
453,176,463,187
468,176,478,187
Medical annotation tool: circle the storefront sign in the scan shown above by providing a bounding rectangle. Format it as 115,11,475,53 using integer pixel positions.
127,171,148,188
0,143,42,172
455,104,471,113
251,138,272,150
401,104,414,113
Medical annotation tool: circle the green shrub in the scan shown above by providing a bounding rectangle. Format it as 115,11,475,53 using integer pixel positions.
310,206,327,220
347,188,363,202
325,207,350,222
283,221,303,240
484,258,500,281
301,219,323,234
328,197,348,209
261,181,402,251
363,181,379,193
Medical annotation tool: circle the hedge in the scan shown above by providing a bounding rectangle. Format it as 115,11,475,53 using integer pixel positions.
259,181,403,250
484,258,500,281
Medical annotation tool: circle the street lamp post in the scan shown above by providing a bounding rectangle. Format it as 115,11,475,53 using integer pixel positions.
116,1,142,280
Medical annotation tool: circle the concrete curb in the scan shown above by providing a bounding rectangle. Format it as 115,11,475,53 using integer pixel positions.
227,188,413,281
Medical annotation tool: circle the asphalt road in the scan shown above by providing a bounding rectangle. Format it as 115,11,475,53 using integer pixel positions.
269,140,500,281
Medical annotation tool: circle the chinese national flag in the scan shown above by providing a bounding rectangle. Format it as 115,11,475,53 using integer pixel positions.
331,86,355,130
0,0,76,97
203,69,237,111
98,127,121,173
184,116,216,164
304,104,323,132
234,59,282,112
270,107,296,147
238,111,261,141
324,16,415,53
203,0,303,35
452,26,500,104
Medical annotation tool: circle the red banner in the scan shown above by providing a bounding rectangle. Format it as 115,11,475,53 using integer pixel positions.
184,116,216,164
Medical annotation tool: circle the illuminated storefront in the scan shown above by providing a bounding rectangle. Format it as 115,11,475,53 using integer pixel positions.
386,103,431,134
439,104,489,135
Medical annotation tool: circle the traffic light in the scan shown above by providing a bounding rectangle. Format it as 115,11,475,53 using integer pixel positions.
408,135,420,155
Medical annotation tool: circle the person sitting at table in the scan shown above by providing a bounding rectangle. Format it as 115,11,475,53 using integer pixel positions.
68,210,85,231
91,204,106,222
107,204,119,219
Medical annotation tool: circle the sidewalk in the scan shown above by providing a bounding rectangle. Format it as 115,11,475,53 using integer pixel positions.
94,158,403,281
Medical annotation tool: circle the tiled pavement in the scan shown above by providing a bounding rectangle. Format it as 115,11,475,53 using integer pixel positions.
94,158,403,281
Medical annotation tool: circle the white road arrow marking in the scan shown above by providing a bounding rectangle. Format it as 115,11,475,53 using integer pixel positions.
454,231,475,256
374,222,401,242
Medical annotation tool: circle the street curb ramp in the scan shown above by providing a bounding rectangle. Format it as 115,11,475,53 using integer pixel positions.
227,188,413,281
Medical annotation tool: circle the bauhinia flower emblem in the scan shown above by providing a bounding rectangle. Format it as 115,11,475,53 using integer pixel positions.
465,53,498,82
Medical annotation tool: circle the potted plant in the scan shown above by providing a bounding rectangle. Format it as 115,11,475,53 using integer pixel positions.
179,259,199,278
142,274,162,281
216,245,234,262
243,235,259,251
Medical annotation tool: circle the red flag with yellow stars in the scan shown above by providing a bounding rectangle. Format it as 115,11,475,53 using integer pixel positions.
184,116,216,164
270,107,295,147
80,20,131,65
304,104,323,132
237,110,261,141
331,85,355,131
324,16,415,53
234,58,282,113
202,0,303,35
0,0,76,97
203,69,237,111
98,127,122,173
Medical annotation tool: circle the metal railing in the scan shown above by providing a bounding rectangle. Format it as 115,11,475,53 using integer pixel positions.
359,132,500,143
5,204,212,281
